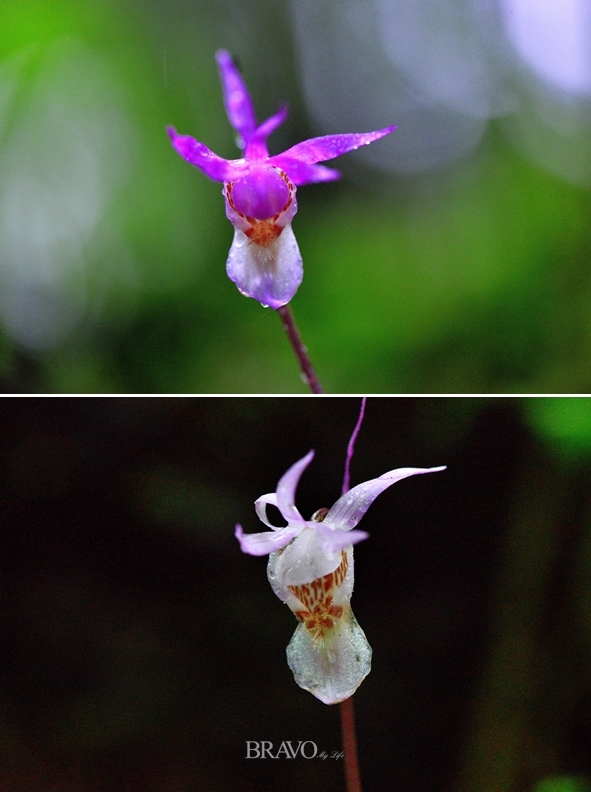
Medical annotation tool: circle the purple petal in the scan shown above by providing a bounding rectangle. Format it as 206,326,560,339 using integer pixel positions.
215,50,256,147
252,456,313,547
225,223,303,309
324,466,446,531
245,104,289,161
235,523,299,556
267,156,341,186
276,450,315,524
167,127,248,182
274,125,396,165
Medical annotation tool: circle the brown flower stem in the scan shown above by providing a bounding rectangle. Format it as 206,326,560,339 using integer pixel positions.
276,304,324,394
340,695,362,792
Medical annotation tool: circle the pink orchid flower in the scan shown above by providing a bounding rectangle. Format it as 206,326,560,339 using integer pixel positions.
235,449,445,704
168,50,396,309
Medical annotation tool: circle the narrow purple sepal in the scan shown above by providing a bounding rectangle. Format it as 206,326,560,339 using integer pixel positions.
167,127,248,182
324,466,446,532
267,156,341,186
275,126,397,165
215,49,256,147
245,104,289,161
235,523,299,556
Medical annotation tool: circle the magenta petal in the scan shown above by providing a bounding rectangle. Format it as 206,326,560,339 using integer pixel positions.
167,127,248,182
245,104,289,160
324,466,446,531
267,156,341,186
235,523,299,556
225,224,303,309
215,50,256,147
276,126,397,165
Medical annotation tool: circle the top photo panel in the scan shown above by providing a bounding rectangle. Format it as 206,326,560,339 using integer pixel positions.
1,0,590,394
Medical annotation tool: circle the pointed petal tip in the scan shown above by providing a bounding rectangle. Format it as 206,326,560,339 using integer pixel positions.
215,49,231,65
360,124,397,144
381,464,446,478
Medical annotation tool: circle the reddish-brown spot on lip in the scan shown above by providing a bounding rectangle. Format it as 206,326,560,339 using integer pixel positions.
287,551,349,644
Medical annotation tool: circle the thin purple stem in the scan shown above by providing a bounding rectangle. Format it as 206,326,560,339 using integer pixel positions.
342,397,367,495
340,696,362,792
276,304,324,394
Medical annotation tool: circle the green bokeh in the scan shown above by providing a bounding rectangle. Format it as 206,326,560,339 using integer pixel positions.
526,398,591,459
0,0,590,392
534,778,591,792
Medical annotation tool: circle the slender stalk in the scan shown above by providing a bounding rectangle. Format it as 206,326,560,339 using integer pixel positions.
276,304,324,394
343,397,367,495
340,695,362,792
339,398,365,791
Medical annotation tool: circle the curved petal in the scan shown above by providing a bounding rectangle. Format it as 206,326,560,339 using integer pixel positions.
245,104,289,161
255,493,284,530
274,126,396,165
225,224,303,309
276,450,315,525
324,466,446,531
167,127,249,181
215,50,256,147
235,523,299,556
267,155,341,186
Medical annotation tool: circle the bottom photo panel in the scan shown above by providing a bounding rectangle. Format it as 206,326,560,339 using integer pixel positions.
1,397,591,792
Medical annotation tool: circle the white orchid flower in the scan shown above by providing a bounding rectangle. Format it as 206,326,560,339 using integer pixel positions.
236,450,445,704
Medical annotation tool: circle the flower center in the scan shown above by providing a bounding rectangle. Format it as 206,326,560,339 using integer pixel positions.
230,164,290,220
225,167,295,248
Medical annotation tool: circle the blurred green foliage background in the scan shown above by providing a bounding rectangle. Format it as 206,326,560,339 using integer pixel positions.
2,395,591,792
0,0,589,393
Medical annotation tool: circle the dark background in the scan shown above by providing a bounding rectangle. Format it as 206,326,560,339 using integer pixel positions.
1,396,591,791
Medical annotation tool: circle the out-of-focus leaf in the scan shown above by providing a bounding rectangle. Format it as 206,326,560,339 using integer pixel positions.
526,398,591,459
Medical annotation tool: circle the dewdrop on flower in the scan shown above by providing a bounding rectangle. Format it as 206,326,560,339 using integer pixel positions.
235,449,445,704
